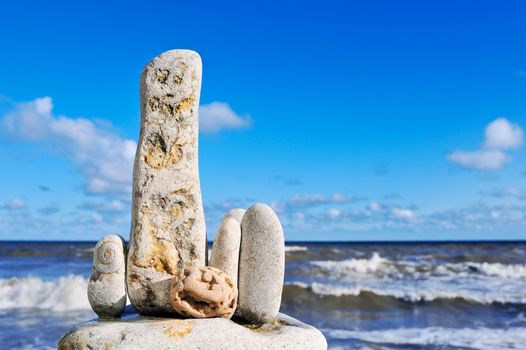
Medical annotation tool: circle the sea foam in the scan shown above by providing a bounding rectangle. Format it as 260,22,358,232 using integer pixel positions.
285,245,308,252
0,275,91,312
291,252,526,305
325,326,526,350
287,281,526,304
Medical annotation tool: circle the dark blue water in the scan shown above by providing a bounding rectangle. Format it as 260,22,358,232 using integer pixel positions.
1,241,525,349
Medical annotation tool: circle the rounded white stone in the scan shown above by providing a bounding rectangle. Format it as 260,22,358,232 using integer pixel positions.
58,313,327,350
223,208,245,224
88,235,127,318
238,203,285,324
209,212,243,285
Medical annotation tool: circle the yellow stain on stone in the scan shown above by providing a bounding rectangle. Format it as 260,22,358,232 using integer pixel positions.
173,74,183,84
144,142,183,169
162,320,194,338
150,229,179,275
131,208,180,275
156,69,169,83
175,96,195,114
145,145,165,169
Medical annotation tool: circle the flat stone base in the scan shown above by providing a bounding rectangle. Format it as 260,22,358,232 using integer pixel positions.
58,312,327,350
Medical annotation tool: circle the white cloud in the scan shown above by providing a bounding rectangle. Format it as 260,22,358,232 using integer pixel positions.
327,208,341,219
368,202,381,213
1,97,251,199
484,118,523,150
2,97,136,196
90,212,104,223
199,102,252,133
447,150,510,170
80,199,129,212
390,207,416,221
0,198,26,210
272,193,353,214
447,118,522,171
483,187,526,200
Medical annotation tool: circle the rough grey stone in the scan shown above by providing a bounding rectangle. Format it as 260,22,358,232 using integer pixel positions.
57,312,327,350
209,209,245,285
238,203,285,324
127,49,207,315
87,235,127,318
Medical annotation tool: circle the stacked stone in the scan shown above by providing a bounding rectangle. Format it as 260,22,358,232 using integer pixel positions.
209,208,245,285
126,50,207,315
87,234,127,319
72,49,326,349
87,50,286,325
238,204,284,323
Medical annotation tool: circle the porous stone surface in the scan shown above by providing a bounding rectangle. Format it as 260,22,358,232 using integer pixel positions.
209,209,245,284
127,49,207,315
170,266,237,319
239,204,285,324
57,312,327,350
87,235,127,319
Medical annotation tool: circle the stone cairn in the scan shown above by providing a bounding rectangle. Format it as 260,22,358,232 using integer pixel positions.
87,50,285,324
66,50,327,350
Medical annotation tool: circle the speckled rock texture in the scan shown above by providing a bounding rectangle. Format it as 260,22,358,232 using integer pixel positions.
170,266,237,318
127,49,207,315
87,235,127,319
209,209,245,285
222,208,245,223
57,312,327,350
238,204,285,324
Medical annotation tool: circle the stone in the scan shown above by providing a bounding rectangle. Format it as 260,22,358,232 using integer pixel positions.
87,235,127,319
170,266,237,319
238,204,285,324
127,49,207,315
57,312,327,350
209,209,245,285
223,208,245,223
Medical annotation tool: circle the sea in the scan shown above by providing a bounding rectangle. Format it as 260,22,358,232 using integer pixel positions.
0,241,525,350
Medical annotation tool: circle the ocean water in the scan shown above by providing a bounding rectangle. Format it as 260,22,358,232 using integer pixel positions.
0,241,525,349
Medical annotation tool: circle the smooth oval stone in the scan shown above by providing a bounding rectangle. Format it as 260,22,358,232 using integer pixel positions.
223,208,245,224
209,211,244,285
88,234,127,318
238,203,285,324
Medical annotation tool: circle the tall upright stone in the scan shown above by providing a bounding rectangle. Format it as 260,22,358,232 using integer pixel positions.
127,50,206,315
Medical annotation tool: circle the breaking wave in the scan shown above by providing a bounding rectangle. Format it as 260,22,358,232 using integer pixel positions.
286,252,526,305
285,245,308,252
0,275,91,312
286,281,526,304
325,326,526,350
310,252,526,280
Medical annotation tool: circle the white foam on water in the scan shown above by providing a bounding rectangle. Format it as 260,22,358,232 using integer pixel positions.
288,281,526,304
304,252,526,305
311,253,526,280
466,261,526,279
285,245,308,252
325,326,526,350
311,252,390,275
0,275,91,312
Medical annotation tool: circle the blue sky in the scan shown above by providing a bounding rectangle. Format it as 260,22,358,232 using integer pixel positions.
1,0,526,241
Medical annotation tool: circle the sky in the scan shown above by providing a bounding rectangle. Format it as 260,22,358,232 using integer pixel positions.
1,0,526,241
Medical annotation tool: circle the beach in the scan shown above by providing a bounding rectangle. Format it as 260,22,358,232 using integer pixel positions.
1,241,525,349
